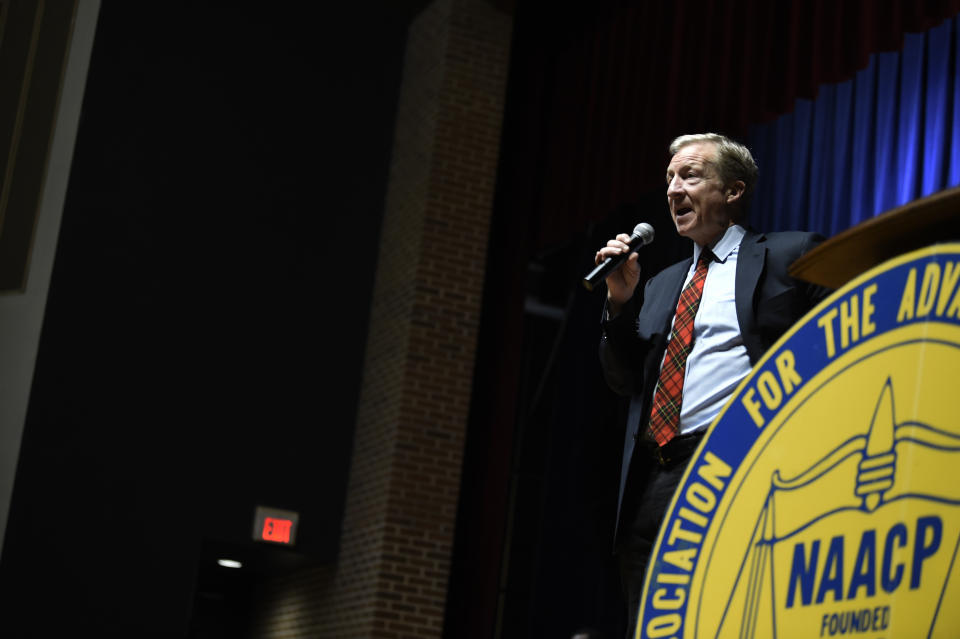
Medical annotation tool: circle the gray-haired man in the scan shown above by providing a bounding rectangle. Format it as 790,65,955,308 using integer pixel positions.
595,133,831,637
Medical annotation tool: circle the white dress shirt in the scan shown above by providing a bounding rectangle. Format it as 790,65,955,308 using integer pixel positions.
660,224,752,435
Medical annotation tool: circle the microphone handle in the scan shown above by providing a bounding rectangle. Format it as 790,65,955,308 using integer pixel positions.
582,236,642,291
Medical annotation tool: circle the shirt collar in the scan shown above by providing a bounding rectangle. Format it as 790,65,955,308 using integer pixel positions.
694,224,746,265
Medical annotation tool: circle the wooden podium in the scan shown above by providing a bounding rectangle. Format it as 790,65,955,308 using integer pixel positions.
789,185,960,288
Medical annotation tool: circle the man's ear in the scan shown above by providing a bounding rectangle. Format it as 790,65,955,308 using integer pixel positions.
726,180,746,204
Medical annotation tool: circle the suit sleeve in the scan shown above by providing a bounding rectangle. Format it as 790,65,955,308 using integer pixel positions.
598,283,652,397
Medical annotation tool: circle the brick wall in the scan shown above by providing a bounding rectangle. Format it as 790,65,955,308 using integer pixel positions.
249,0,513,636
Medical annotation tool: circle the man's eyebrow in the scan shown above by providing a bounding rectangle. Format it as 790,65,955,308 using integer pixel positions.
669,161,698,173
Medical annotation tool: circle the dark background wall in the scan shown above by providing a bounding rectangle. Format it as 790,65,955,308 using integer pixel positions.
0,2,428,636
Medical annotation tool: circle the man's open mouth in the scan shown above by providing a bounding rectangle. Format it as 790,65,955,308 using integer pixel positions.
675,206,693,218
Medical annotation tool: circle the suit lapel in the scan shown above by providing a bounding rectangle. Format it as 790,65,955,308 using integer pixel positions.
662,258,692,328
639,258,691,402
736,230,766,357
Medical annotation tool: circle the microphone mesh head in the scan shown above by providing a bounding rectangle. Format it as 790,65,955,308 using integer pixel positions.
632,223,655,245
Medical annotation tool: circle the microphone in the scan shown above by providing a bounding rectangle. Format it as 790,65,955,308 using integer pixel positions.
582,223,655,291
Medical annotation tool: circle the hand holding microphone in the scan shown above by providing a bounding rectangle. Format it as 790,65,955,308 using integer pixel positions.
583,223,655,301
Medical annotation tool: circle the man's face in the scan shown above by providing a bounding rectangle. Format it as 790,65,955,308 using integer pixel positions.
665,142,740,246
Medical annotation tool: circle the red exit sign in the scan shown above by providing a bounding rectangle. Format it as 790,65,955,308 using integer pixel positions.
252,506,299,546
262,517,293,543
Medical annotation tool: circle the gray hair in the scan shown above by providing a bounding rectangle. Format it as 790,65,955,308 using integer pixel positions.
670,132,759,208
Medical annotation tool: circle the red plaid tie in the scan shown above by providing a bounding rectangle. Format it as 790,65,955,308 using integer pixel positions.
647,251,712,446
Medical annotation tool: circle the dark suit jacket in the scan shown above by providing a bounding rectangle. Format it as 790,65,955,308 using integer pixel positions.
599,229,831,545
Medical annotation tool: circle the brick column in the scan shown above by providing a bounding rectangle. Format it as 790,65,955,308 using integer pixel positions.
250,0,512,636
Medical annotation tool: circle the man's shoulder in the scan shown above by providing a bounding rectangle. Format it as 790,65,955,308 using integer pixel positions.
745,228,825,257
647,256,692,285
636,257,693,307
747,229,825,245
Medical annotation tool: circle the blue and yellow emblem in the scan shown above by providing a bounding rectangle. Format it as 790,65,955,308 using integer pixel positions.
637,243,960,638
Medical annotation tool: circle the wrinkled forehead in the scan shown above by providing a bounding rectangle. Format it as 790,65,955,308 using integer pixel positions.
667,141,719,173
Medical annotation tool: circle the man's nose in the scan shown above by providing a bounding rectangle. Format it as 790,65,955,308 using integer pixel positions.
667,175,683,197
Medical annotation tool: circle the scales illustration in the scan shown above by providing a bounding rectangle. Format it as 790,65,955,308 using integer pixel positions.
716,378,960,638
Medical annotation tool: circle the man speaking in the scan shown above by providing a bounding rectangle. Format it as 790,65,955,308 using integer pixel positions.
595,133,831,637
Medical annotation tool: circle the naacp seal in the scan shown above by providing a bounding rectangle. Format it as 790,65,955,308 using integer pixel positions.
636,243,960,639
